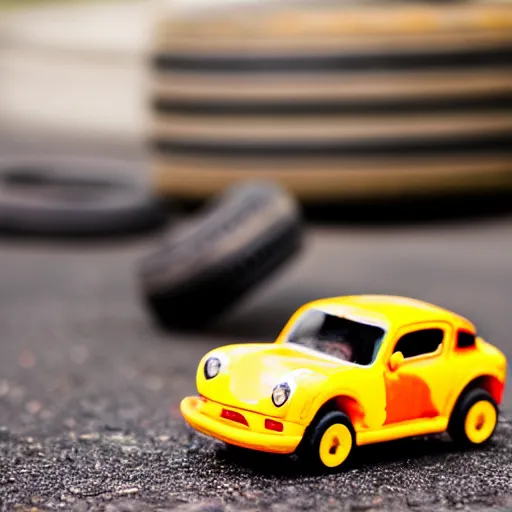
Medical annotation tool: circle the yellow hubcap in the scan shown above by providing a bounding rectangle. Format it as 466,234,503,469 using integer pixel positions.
319,423,352,468
464,400,497,444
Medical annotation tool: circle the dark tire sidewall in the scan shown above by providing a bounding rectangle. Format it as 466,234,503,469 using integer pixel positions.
0,161,168,237
139,182,302,329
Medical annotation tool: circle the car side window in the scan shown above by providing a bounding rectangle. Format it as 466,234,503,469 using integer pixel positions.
457,330,476,349
393,328,444,359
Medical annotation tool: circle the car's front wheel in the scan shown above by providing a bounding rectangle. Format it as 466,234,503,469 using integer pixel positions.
299,411,355,471
448,388,498,447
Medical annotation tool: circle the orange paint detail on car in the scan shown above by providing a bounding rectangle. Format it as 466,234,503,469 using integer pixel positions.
383,373,439,425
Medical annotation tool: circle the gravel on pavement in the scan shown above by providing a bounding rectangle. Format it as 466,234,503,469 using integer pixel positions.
1,125,512,511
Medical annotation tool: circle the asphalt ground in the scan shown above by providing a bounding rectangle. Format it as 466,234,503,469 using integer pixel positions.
1,125,512,512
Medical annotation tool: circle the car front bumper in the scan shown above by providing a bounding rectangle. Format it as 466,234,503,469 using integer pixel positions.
180,396,305,454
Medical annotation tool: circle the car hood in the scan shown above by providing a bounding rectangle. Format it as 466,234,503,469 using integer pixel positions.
197,343,354,415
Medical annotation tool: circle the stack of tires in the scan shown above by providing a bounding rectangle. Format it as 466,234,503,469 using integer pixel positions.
148,0,512,201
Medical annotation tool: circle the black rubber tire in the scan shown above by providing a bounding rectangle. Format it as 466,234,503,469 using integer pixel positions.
0,158,168,237
447,387,499,448
137,181,303,330
298,411,356,473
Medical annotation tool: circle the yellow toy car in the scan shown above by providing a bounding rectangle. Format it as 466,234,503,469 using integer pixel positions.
181,295,507,470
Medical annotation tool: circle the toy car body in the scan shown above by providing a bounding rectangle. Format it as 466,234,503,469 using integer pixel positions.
181,295,507,470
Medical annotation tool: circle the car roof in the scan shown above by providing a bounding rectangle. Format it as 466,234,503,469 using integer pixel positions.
307,295,476,332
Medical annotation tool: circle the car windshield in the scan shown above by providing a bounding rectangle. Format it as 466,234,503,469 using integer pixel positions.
286,308,385,366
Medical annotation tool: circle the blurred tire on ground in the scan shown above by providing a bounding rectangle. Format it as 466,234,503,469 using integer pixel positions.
138,181,303,330
0,158,168,237
148,0,512,202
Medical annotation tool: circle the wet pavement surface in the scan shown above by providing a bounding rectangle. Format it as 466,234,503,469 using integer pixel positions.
1,125,511,511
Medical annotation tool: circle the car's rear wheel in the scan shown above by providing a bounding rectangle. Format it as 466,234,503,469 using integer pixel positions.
448,388,498,447
299,411,355,472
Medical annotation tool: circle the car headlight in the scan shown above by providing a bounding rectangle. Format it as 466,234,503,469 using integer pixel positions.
204,357,221,379
272,382,291,407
